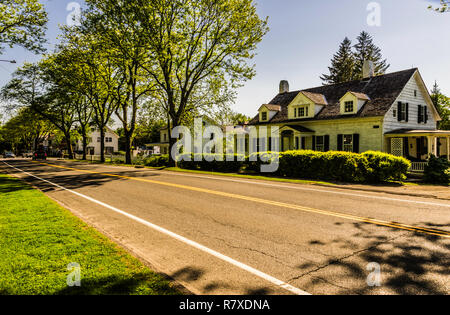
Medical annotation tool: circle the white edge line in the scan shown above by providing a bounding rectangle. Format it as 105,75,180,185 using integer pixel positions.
54,159,450,208
2,161,310,296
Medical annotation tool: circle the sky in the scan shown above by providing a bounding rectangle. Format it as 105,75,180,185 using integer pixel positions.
0,0,449,119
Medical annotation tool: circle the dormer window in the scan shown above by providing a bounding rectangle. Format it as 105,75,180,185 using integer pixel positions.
344,101,354,113
261,111,268,121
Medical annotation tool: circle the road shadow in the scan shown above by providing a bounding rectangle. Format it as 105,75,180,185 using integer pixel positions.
303,221,450,295
2,160,162,192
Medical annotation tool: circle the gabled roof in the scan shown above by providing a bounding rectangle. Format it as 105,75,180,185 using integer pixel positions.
249,68,418,124
259,104,282,111
300,91,328,105
346,91,370,100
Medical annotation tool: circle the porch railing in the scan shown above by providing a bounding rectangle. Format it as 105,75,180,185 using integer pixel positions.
409,162,428,173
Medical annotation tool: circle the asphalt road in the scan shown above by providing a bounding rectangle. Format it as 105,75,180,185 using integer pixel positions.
1,158,449,295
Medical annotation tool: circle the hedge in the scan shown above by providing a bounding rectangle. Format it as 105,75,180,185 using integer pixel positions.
144,155,169,167
362,151,411,182
142,150,411,183
423,155,450,185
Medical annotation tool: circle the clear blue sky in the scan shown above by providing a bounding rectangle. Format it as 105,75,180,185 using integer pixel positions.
0,0,448,118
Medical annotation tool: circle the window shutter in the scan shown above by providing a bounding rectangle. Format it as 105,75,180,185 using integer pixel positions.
337,134,343,151
403,138,409,157
353,134,360,153
397,102,402,122
405,103,409,122
324,135,330,152
424,107,428,124
312,136,316,151
418,105,423,123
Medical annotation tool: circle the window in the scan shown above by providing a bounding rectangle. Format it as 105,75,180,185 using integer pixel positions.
398,102,408,122
344,101,354,113
418,105,428,124
297,106,308,117
163,133,167,142
97,137,101,143
316,136,325,152
261,112,268,121
343,135,353,152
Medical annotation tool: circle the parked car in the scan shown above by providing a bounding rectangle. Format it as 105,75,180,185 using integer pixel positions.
32,150,47,160
3,152,16,158
21,151,34,158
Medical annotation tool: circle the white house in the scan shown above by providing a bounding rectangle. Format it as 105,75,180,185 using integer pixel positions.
75,127,119,155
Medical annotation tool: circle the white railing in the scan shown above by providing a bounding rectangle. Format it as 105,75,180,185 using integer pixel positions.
409,162,428,173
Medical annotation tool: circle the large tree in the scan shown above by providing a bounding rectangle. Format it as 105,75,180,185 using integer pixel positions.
431,82,450,130
428,0,449,12
321,31,389,84
132,0,269,165
320,37,355,85
353,31,389,79
0,0,48,54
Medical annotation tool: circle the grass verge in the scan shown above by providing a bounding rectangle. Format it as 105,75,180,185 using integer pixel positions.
0,174,181,295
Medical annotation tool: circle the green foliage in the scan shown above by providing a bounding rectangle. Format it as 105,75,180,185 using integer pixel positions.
277,151,369,183
362,151,411,182
428,0,449,12
320,37,355,85
174,150,409,183
178,153,246,173
423,155,450,185
0,0,48,54
430,82,450,130
0,174,179,295
144,155,170,167
321,31,389,84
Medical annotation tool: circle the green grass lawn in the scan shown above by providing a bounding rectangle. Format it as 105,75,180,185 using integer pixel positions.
0,174,181,295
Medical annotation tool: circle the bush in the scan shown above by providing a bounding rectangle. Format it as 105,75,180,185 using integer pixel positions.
178,153,245,173
423,155,450,185
278,150,369,183
362,151,411,182
144,155,169,167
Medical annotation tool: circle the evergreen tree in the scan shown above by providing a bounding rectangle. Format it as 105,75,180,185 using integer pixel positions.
320,37,355,85
353,31,389,79
430,81,450,130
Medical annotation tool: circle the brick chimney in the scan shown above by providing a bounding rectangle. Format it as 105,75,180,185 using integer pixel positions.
363,60,375,79
279,80,289,94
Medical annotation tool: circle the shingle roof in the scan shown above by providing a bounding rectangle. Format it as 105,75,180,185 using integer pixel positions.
301,91,328,105
260,104,282,111
249,68,417,125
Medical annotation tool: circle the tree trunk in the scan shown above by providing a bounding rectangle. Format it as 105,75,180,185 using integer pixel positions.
65,132,74,159
100,127,105,163
125,133,132,165
82,133,87,160
167,115,176,167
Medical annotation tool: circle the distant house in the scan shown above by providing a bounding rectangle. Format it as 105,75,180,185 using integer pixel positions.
75,127,119,155
247,64,450,162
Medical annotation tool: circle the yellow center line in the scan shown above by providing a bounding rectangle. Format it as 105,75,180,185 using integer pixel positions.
33,161,450,239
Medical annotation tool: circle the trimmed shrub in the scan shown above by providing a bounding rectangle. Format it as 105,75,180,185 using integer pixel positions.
144,155,169,167
278,150,369,183
362,151,411,182
178,153,245,173
423,155,450,185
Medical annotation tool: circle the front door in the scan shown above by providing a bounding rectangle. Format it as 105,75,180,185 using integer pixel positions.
283,137,291,151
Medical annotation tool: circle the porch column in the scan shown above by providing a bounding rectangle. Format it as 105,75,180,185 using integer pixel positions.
426,136,435,158
447,137,450,161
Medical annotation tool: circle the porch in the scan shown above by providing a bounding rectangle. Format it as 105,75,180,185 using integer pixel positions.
279,125,315,151
385,129,450,172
